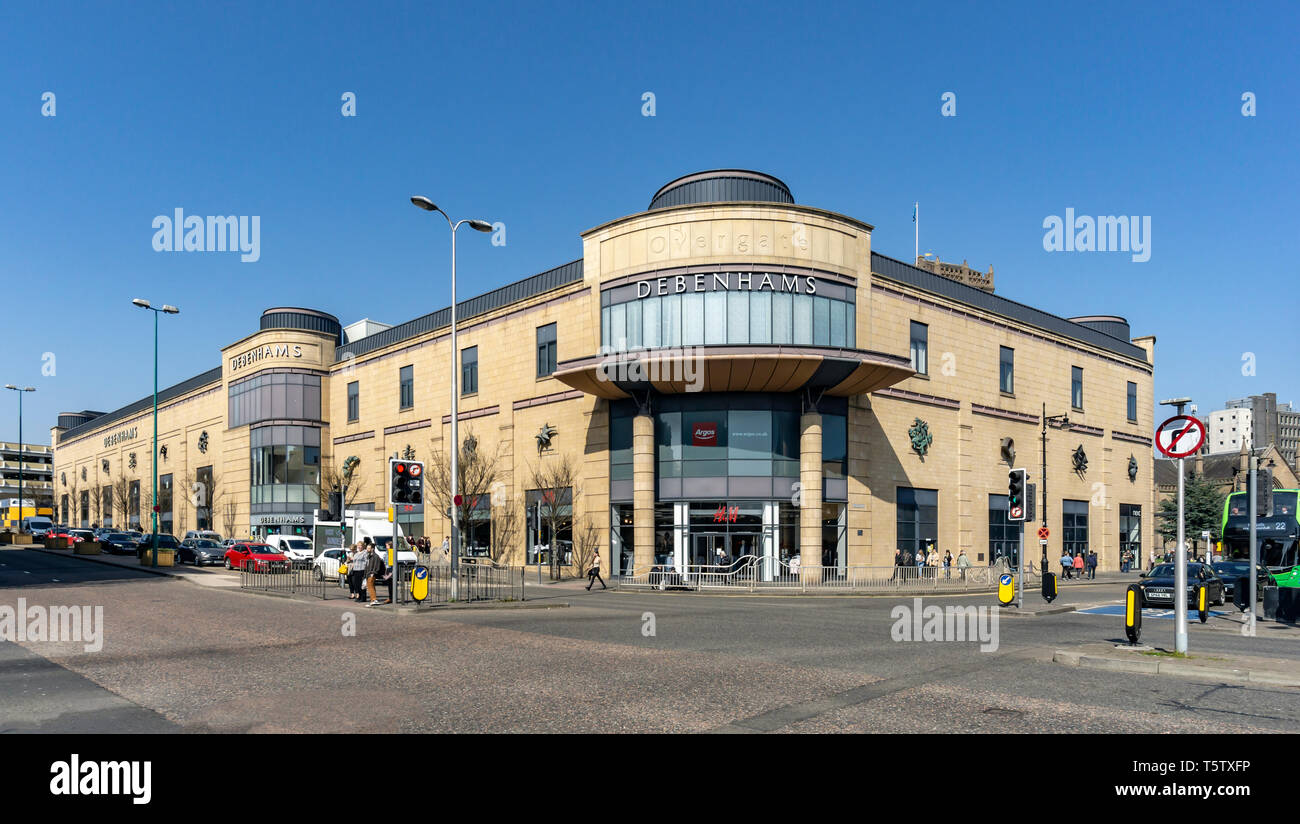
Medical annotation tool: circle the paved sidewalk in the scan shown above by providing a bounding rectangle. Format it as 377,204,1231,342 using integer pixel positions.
1054,642,1300,687
28,546,241,589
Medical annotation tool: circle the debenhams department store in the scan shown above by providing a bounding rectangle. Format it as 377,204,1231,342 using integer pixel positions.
51,170,1157,575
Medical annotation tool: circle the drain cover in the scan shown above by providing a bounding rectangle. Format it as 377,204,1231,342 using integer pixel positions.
981,707,1024,718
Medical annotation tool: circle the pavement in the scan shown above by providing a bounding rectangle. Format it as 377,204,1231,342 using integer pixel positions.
1055,643,1300,687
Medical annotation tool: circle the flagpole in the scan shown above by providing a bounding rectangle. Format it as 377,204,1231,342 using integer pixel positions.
914,202,918,262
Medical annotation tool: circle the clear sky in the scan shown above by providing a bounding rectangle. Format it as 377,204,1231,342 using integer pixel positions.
2,0,1297,442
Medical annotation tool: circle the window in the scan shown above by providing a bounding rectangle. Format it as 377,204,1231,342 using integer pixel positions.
536,323,557,377
989,494,1018,567
128,481,140,529
347,381,359,422
228,372,322,426
896,487,938,558
1119,504,1141,569
79,489,90,529
910,321,928,376
1126,381,1137,422
999,346,1014,394
399,365,414,410
1071,366,1083,409
158,474,172,535
461,346,478,395
101,486,113,529
1062,499,1088,557
196,466,213,530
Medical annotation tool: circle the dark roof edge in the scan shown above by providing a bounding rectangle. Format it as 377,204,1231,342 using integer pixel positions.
56,366,224,445
336,258,585,361
870,252,1148,362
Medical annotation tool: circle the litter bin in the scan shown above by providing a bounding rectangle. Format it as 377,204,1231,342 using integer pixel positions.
1262,585,1279,621
1277,587,1300,624
1233,576,1250,612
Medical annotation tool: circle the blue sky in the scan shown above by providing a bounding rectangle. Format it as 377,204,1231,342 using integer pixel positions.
2,0,1297,442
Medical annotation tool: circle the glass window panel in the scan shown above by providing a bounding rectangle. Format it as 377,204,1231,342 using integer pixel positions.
772,292,792,344
288,484,306,504
286,385,304,419
750,291,771,343
847,303,856,348
656,412,682,462
910,322,928,375
705,291,727,344
830,300,846,347
271,445,287,484
728,410,771,459
728,459,773,476
793,294,813,345
611,303,626,350
814,297,831,346
601,306,610,350
305,384,321,419
642,297,660,349
727,291,749,344
1000,347,1014,393
682,293,704,345
662,293,680,347
626,298,642,348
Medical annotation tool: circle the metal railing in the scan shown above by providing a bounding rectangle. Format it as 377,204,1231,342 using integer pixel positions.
239,561,328,599
396,562,525,605
619,558,1040,594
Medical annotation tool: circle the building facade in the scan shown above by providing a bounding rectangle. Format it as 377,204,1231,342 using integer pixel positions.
50,170,1157,573
1206,408,1254,455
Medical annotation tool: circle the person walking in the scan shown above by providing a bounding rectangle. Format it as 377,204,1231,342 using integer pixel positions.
955,548,971,581
364,539,384,606
1073,552,1084,580
1149,548,1157,571
1086,550,1098,580
586,550,606,590
1059,551,1073,580
943,550,953,580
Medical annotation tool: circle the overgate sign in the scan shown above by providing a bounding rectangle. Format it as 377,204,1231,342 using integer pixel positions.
1155,415,1206,459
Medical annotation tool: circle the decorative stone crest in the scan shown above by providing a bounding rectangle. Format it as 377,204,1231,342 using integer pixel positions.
80,466,87,482
61,471,66,486
1128,454,1138,482
1000,437,1016,465
908,418,932,457
401,443,416,460
198,431,209,454
128,453,137,470
536,423,557,453
102,459,110,474
159,445,168,461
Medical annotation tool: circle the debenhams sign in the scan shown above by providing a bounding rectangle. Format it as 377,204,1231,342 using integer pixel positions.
635,271,817,298
104,427,138,448
230,343,303,372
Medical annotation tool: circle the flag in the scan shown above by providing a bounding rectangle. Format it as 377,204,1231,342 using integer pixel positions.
913,203,917,222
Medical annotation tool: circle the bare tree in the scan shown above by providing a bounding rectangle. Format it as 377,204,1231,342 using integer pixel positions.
489,484,520,566
222,500,239,540
427,431,501,555
572,514,600,579
90,477,102,528
316,455,366,514
112,474,132,529
67,478,80,527
526,454,579,581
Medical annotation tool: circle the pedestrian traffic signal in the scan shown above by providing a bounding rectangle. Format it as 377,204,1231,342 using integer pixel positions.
389,459,424,505
1007,468,1027,522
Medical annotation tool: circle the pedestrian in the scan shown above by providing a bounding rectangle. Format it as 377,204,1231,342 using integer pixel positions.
943,550,952,579
347,542,366,601
1059,551,1073,580
1148,548,1156,571
364,539,384,606
789,554,801,576
440,536,450,559
586,551,606,590
1073,552,1084,580
1086,550,1098,580
956,549,971,580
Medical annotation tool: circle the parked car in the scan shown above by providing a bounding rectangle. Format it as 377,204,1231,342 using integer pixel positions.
178,538,225,566
69,529,96,544
224,543,290,572
1138,562,1226,607
100,532,138,554
312,548,348,581
20,517,54,537
184,530,223,543
46,528,78,543
135,534,182,559
263,534,315,567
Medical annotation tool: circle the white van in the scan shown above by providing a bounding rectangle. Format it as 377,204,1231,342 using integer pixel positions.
21,517,54,537
264,534,315,565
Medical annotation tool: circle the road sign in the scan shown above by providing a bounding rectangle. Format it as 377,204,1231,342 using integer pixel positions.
1155,415,1206,459
1037,526,1050,540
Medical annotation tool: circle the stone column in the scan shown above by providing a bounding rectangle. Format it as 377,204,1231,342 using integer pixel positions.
633,412,655,575
800,413,823,579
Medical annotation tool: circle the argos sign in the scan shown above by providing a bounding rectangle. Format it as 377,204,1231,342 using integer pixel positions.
692,422,718,446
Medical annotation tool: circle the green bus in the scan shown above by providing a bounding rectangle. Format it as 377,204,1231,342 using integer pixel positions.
1221,489,1299,573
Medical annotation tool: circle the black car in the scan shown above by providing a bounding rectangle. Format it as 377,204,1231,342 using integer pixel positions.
135,534,182,559
100,532,138,554
1211,561,1272,601
177,538,224,566
1138,562,1226,607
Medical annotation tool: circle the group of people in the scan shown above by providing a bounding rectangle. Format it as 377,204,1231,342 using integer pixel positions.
1058,550,1098,580
344,538,387,606
893,544,973,579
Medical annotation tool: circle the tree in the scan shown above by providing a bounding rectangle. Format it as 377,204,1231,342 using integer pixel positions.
222,500,239,540
179,467,220,534
112,474,133,529
488,483,520,566
68,478,79,527
526,454,579,581
1156,472,1227,554
316,456,365,515
572,514,601,579
427,432,501,556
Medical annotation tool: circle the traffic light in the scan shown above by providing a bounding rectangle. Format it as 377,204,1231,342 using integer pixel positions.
1007,468,1027,522
389,459,424,505
1254,467,1274,518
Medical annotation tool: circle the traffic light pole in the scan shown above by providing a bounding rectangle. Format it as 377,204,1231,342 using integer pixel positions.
1247,453,1258,637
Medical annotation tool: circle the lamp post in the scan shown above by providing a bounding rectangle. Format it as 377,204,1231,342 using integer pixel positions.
4,385,36,531
132,299,179,567
1160,397,1194,653
410,197,492,601
1040,403,1071,570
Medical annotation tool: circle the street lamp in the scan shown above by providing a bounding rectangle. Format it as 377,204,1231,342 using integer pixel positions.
1160,397,1194,653
132,298,180,567
410,197,492,601
4,385,36,532
1040,403,1071,571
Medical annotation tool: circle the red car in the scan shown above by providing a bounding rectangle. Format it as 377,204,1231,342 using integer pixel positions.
47,529,81,544
224,542,290,571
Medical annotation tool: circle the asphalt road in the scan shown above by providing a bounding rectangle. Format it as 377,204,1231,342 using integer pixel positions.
2,548,1299,733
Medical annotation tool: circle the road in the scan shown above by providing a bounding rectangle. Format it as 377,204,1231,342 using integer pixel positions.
2,548,1299,733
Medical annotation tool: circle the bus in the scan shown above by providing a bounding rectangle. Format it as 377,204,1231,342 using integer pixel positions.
1221,489,1299,572
2,499,54,530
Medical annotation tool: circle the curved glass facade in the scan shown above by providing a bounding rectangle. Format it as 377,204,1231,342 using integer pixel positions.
249,424,321,514
229,372,322,426
601,271,856,351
